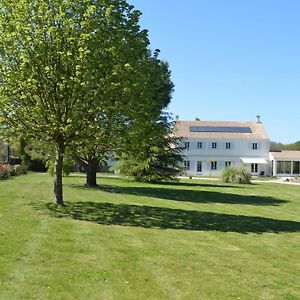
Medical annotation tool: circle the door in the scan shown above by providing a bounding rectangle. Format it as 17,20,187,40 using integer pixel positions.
251,163,258,174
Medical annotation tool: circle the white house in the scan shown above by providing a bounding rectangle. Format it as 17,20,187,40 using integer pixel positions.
174,116,271,177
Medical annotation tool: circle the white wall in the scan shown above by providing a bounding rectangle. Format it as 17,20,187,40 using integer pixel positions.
182,138,270,176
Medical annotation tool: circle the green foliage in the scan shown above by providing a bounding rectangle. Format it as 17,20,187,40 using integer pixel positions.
117,148,180,184
46,159,74,177
284,141,300,151
0,142,6,162
117,114,183,183
0,0,154,203
270,140,300,151
75,52,175,186
7,164,16,176
112,54,181,184
270,141,285,151
15,164,27,175
46,161,55,176
19,137,30,167
0,163,27,179
221,166,252,184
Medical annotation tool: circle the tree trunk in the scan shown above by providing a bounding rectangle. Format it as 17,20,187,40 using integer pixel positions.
54,149,64,205
86,158,98,187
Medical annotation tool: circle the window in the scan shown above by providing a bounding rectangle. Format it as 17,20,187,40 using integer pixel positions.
293,161,300,174
212,142,217,149
277,161,291,174
197,161,202,172
225,142,231,149
225,161,231,168
251,163,258,173
184,142,190,149
184,161,190,170
197,141,203,149
211,161,217,170
252,143,258,150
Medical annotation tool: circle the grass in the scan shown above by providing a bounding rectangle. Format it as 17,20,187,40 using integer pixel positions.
0,173,300,300
251,176,278,181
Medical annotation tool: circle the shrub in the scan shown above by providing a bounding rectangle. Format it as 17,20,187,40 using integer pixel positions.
0,164,10,180
221,166,236,183
7,165,16,176
221,166,251,184
15,164,28,175
0,164,27,180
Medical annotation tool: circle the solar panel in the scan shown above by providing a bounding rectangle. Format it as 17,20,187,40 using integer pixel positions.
190,126,252,133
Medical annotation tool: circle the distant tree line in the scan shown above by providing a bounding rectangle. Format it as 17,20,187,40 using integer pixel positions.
270,141,300,151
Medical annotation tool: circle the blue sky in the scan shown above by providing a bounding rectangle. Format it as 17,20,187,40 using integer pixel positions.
129,0,300,143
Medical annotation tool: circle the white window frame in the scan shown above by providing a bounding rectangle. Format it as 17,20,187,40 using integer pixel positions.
225,142,231,149
212,142,217,149
197,141,203,149
184,142,190,149
252,142,258,150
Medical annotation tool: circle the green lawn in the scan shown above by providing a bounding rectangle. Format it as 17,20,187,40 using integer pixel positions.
1,173,300,300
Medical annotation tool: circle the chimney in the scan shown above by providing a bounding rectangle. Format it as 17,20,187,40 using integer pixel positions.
256,115,261,123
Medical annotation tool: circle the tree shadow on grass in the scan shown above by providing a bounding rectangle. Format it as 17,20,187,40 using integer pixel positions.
46,202,300,234
69,176,245,189
71,184,287,206
154,181,247,188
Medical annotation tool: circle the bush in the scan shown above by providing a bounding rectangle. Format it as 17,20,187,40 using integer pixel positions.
0,164,10,180
7,165,16,176
221,166,251,184
0,163,27,180
15,164,28,175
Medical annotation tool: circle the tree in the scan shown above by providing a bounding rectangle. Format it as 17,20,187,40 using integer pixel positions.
74,104,126,187
0,0,150,204
75,50,175,187
115,60,183,183
117,114,183,183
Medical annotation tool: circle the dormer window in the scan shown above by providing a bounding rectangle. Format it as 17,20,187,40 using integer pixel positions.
212,142,217,149
252,142,258,150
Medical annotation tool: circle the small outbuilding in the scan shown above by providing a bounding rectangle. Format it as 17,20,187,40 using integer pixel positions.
269,151,300,177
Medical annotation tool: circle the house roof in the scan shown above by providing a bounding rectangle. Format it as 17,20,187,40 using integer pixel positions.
270,151,300,160
174,120,269,140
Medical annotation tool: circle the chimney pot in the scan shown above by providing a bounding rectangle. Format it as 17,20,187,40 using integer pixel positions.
256,115,261,123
